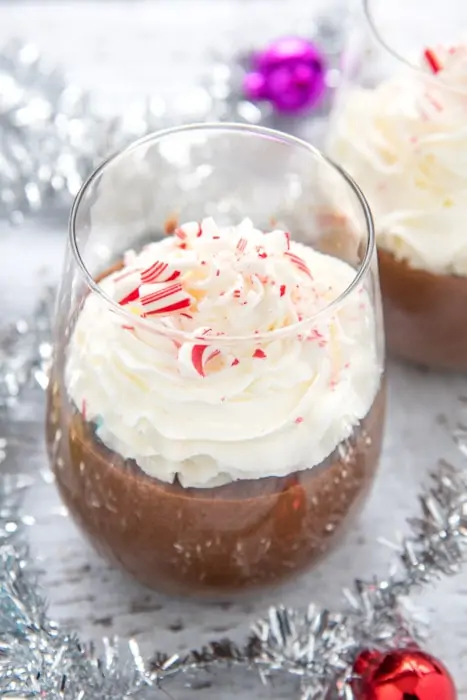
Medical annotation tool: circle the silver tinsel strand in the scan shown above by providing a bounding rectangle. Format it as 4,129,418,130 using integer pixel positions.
0,19,343,222
0,298,467,698
0,39,261,222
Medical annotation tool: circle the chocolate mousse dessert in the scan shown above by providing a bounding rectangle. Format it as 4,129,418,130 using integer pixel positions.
328,44,467,370
46,217,385,596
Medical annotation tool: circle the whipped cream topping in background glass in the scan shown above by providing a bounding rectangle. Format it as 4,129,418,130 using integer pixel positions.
328,43,467,276
66,218,382,488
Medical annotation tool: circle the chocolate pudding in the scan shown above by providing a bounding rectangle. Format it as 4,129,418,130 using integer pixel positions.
47,217,385,596
46,379,385,596
378,249,467,370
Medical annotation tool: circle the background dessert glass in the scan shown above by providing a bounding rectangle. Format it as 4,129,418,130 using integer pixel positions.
46,124,385,598
327,0,467,370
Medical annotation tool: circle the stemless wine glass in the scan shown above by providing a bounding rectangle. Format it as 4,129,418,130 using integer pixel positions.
46,124,386,598
327,0,467,370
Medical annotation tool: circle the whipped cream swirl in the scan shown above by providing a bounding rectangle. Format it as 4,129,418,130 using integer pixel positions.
328,44,467,275
66,218,381,488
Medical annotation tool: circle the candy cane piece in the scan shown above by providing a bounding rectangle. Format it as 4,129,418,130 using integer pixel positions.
424,48,442,74
285,251,313,279
140,282,191,316
190,344,221,376
236,238,248,253
141,260,181,284
114,269,142,306
264,229,290,253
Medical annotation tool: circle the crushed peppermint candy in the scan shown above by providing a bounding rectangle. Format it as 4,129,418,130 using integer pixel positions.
100,218,356,379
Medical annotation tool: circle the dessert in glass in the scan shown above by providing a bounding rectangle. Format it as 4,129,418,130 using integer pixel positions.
46,124,386,597
327,0,467,369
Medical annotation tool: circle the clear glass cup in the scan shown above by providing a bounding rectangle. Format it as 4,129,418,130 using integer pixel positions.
46,123,386,597
327,0,467,370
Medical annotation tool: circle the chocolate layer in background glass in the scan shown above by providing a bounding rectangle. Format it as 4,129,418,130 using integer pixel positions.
378,249,467,371
46,373,385,597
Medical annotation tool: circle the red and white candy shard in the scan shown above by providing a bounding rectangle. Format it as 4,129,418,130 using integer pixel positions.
140,260,181,284
284,251,313,279
177,342,222,377
114,269,142,306
140,282,192,316
236,238,248,253
190,344,221,376
178,221,201,238
264,230,290,252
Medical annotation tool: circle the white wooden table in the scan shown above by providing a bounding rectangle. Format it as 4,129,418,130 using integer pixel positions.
1,2,467,697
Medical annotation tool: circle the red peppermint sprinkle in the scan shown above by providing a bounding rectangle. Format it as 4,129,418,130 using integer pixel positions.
253,349,266,359
308,328,324,342
231,358,240,366
118,287,139,306
265,230,290,252
280,285,286,297
295,417,304,424
424,48,442,74
233,289,241,298
174,228,187,240
258,251,268,259
121,324,135,331
191,344,207,376
141,260,181,284
114,268,142,306
285,251,313,279
197,224,203,237
180,312,193,319
236,238,247,253
140,282,191,316
191,344,221,377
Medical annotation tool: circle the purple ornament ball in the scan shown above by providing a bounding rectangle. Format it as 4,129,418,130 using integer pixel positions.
243,36,327,114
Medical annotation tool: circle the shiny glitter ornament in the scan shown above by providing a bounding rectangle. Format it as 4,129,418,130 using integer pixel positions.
352,648,457,700
243,37,327,113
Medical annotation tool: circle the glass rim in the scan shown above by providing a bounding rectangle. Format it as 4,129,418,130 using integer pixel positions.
363,0,467,92
69,122,376,343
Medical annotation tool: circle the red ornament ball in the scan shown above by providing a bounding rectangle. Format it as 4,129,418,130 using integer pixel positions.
352,648,457,700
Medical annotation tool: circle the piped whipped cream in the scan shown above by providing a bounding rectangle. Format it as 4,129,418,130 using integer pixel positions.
66,218,381,488
328,44,467,275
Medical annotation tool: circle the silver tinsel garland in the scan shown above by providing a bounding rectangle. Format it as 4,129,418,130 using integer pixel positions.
0,18,342,222
1,298,467,699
